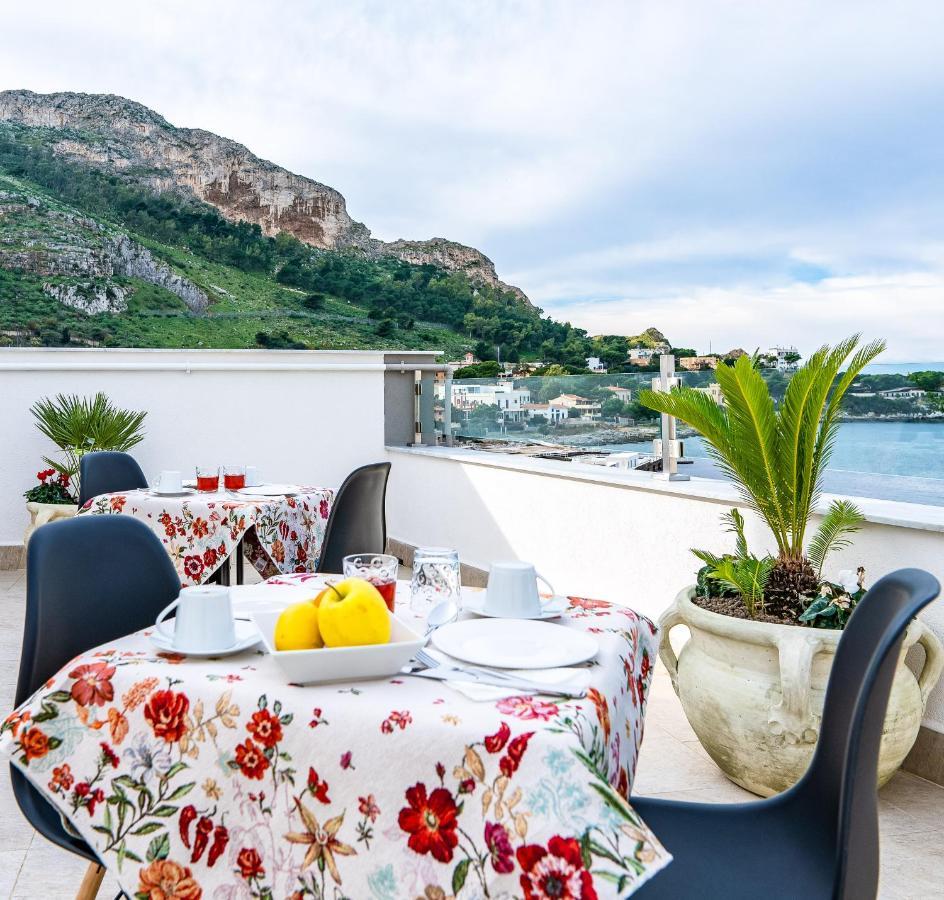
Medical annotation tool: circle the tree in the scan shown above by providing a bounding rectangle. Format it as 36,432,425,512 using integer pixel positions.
303,292,326,311
908,370,944,392
602,397,626,419
374,318,396,337
454,361,501,379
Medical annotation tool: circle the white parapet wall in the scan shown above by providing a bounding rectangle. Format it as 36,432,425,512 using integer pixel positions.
386,445,944,733
0,347,430,548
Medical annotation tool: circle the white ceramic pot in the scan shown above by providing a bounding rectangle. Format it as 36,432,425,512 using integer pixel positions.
24,501,79,546
659,586,944,797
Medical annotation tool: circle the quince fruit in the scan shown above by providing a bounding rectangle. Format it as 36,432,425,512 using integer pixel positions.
274,601,323,651
318,578,391,647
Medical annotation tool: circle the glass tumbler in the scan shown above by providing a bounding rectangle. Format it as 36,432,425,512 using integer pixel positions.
195,465,220,492
410,547,461,616
343,553,399,612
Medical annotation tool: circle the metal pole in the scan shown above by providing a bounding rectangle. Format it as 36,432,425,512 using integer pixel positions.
652,353,690,482
410,369,423,446
443,368,454,446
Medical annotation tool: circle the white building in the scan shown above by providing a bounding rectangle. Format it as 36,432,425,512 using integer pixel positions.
549,393,603,420
523,402,568,424
451,382,532,422
603,385,633,403
879,387,927,400
586,356,608,374
768,346,800,372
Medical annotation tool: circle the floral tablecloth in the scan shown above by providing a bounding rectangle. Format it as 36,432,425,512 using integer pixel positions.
0,581,670,898
78,488,333,584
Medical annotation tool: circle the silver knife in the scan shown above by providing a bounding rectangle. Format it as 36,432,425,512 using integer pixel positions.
409,666,585,698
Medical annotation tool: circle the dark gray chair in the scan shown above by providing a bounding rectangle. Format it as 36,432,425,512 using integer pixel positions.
633,567,940,900
316,462,391,574
77,451,148,507
12,516,180,898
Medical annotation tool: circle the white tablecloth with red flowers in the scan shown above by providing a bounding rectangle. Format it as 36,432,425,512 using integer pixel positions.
78,488,333,583
0,582,670,899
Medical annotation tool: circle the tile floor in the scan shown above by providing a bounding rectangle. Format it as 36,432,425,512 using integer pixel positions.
0,566,942,898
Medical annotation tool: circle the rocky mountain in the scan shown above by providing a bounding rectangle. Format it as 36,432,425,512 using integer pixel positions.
0,89,526,302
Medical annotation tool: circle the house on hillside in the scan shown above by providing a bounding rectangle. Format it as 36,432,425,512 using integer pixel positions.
523,402,568,424
549,393,603,420
451,382,532,422
604,385,633,403
679,355,718,371
586,356,608,374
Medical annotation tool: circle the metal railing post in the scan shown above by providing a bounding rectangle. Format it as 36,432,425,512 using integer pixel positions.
652,353,690,482
443,368,454,446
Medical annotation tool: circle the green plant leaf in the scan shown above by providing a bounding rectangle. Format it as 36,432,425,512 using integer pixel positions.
807,499,865,577
452,858,470,894
146,832,170,862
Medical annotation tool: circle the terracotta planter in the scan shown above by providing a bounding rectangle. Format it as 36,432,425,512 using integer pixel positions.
658,586,944,797
24,501,79,546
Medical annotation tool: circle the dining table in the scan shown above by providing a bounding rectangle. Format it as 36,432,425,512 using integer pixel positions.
0,577,671,898
77,485,334,585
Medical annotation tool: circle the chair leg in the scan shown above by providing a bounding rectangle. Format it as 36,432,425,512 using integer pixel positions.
76,862,105,900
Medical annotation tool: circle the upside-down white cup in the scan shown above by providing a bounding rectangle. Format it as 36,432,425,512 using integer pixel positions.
155,470,183,493
484,561,556,618
155,585,236,652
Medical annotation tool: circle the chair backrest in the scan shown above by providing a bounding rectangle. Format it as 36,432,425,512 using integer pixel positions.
793,568,940,899
317,462,391,574
16,516,181,706
78,450,149,507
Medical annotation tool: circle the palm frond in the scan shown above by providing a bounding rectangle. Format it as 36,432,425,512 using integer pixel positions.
807,499,866,577
707,556,775,617
720,508,749,558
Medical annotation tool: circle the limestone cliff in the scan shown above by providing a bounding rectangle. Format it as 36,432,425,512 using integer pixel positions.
0,90,529,302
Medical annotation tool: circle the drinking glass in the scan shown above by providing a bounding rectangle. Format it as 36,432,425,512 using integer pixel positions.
195,465,220,492
223,465,246,490
343,553,399,611
410,547,461,616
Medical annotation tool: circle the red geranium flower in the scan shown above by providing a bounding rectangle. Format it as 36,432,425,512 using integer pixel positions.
398,782,459,863
500,731,535,777
203,547,218,568
247,709,282,748
307,767,330,804
143,690,190,742
568,597,610,611
109,495,126,512
21,726,50,761
485,821,515,873
192,517,209,538
319,499,330,519
517,836,598,900
484,721,511,753
68,661,116,707
236,847,265,880
234,738,269,780
183,555,205,581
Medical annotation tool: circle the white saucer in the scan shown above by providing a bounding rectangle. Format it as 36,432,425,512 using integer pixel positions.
462,593,568,620
148,488,195,497
149,620,261,657
236,484,299,497
431,618,598,669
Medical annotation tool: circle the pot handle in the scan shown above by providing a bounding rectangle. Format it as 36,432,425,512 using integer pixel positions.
657,598,685,696
769,631,824,745
915,620,944,708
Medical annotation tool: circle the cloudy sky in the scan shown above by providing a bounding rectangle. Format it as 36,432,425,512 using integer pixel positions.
3,1,943,359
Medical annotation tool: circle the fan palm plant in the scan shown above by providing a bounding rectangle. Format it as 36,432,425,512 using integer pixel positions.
639,335,884,615
30,393,147,499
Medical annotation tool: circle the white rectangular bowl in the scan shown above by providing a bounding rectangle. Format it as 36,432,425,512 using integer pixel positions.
251,609,425,685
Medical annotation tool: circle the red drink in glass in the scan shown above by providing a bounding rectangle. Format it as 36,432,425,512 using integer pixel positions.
224,472,246,490
372,579,397,612
196,474,219,491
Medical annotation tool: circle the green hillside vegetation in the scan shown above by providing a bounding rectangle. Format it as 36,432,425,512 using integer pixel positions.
0,123,597,359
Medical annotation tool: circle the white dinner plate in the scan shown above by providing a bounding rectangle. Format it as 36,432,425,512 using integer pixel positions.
149,619,261,657
431,618,598,669
229,581,327,615
235,484,300,496
462,592,568,620
148,488,195,497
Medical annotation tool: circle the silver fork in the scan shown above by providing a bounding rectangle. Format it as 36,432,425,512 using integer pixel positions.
414,648,527,684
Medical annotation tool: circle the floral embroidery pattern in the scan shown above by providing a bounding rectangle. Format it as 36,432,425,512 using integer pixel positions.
0,595,668,897
79,488,333,583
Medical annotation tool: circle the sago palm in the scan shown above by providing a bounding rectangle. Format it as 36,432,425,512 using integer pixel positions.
639,335,884,604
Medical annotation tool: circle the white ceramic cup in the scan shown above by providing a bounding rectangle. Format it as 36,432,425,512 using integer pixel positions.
485,561,556,618
155,470,183,493
155,586,236,652
245,466,261,487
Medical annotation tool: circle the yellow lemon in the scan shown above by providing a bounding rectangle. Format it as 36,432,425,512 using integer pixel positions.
318,578,391,647
274,601,323,651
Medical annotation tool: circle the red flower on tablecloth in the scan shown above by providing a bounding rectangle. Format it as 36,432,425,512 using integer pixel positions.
358,794,380,822
236,847,265,880
485,821,515,873
484,721,511,753
398,782,459,863
21,727,50,761
143,690,190,742
568,597,610,611
234,738,269,780
202,547,218,568
48,763,73,793
183,555,205,582
586,688,611,743
296,545,308,564
109,495,126,512
499,731,535,777
339,750,353,769
138,858,203,899
247,709,283,748
271,539,285,564
68,661,116,707
496,695,560,721
517,836,598,900
307,767,331,804
192,517,209,538
319,498,330,519
100,741,119,768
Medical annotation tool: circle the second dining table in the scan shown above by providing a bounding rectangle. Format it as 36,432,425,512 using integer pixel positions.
78,485,334,584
